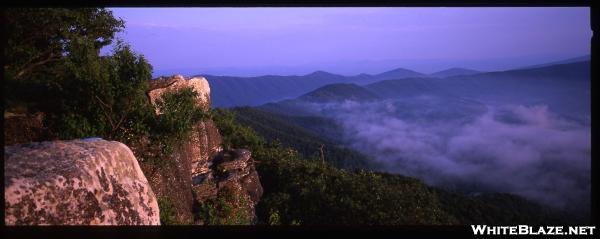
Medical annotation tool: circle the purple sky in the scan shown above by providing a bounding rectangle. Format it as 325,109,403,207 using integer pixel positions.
104,7,591,76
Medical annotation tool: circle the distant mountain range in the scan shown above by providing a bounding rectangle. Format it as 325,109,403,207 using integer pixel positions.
194,55,590,108
373,67,425,80
518,54,590,69
262,61,590,120
429,68,481,78
224,58,590,222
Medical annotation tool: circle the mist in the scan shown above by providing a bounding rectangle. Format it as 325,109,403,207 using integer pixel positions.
302,97,590,212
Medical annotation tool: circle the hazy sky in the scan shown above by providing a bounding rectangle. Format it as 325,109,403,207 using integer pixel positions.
105,7,591,76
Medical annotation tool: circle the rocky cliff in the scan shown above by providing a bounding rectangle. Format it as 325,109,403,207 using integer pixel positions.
145,75,263,225
4,139,160,225
3,74,262,225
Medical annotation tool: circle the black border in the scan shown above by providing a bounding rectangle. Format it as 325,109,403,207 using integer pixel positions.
1,1,597,238
0,0,594,7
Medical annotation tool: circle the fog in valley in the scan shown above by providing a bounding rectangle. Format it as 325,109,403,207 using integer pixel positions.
314,99,590,212
259,63,591,213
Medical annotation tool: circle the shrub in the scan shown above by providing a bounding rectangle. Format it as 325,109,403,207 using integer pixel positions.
197,186,252,225
158,197,177,225
142,88,207,166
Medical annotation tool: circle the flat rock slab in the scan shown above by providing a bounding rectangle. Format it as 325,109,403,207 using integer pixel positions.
4,139,160,225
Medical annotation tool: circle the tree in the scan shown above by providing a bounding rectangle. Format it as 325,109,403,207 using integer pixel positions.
4,8,125,116
3,8,156,140
4,8,208,170
4,8,124,82
50,40,155,139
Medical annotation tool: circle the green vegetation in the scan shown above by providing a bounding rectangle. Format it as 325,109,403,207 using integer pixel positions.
212,108,570,225
4,8,205,166
196,186,253,225
158,197,178,225
229,107,378,170
144,88,207,165
212,109,265,151
435,191,573,225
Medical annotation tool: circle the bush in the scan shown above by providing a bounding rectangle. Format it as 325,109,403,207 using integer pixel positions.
196,186,252,225
51,41,154,140
143,88,206,165
211,108,265,150
158,197,177,225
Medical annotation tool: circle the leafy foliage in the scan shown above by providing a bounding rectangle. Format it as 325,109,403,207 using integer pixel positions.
5,8,124,82
211,109,265,151
4,8,206,167
49,41,154,140
435,190,573,225
144,88,207,164
4,8,149,139
230,107,378,170
196,186,252,225
158,197,178,225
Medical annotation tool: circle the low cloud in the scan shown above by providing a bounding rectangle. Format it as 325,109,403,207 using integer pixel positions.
310,98,591,211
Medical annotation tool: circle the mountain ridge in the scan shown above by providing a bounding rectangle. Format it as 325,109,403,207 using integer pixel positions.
516,54,590,70
429,67,481,78
201,57,589,108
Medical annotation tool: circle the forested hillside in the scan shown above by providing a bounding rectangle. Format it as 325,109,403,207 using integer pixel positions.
211,108,576,225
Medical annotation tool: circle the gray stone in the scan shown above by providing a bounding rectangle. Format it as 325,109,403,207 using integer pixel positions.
4,139,160,225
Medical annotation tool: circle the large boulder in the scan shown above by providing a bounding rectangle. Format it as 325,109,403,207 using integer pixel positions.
4,139,160,225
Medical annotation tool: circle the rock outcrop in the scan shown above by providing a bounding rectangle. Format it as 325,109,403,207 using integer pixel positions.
190,149,263,225
145,75,262,225
214,149,263,206
144,75,221,224
148,74,211,113
4,139,160,225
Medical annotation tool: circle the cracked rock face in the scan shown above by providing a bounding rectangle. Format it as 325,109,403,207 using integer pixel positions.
4,139,160,225
198,149,263,223
146,74,263,225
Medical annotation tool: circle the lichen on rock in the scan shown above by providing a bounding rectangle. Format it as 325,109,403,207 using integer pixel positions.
4,139,160,225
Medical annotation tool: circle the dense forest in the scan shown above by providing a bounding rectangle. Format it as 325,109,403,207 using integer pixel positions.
230,107,378,170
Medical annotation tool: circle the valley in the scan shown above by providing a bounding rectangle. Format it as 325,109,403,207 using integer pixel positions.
208,60,591,222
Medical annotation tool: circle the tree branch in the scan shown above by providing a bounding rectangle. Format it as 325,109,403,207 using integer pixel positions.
113,104,133,133
93,94,116,131
15,52,61,79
